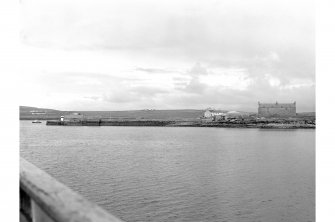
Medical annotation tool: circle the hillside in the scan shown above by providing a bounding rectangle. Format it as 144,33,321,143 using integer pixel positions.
20,106,72,120
19,106,205,120
20,106,315,121
296,112,316,117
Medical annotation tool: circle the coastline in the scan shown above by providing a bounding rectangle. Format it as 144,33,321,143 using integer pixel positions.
43,119,315,129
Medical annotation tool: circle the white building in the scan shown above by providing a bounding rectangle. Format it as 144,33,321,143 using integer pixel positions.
204,109,226,118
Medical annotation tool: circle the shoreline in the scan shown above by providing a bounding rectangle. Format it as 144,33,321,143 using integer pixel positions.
43,120,315,129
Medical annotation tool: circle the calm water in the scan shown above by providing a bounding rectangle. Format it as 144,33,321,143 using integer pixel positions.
20,121,315,222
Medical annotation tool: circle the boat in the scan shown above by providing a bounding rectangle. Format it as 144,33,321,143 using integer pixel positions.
32,120,42,123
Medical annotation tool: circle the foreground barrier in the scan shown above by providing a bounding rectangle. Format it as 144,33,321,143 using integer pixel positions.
20,158,124,222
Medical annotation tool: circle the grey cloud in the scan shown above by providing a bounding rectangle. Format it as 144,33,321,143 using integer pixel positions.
103,86,169,104
204,48,314,89
22,1,313,57
188,62,208,76
169,62,315,111
84,96,101,100
134,67,175,74
23,0,314,83
21,0,314,111
135,63,209,77
182,77,207,94
36,71,148,96
129,86,169,96
103,93,139,104
172,63,209,93
168,83,315,112
173,77,190,81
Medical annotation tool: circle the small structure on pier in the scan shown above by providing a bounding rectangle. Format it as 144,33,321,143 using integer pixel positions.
63,113,84,122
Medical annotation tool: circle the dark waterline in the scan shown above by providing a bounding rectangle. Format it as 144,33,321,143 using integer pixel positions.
20,121,315,222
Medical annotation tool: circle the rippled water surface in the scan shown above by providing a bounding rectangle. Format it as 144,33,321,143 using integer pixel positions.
20,121,315,222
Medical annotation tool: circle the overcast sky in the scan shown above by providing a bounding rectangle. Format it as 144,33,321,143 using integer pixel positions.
18,0,314,112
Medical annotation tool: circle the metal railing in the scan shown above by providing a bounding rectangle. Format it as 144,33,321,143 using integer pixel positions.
20,158,124,222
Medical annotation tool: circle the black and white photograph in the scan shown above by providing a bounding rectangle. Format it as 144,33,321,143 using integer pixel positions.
9,0,321,221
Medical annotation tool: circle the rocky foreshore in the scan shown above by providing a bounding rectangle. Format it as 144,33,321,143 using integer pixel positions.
46,119,315,129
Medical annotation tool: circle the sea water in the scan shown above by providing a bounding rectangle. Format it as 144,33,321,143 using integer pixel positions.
20,121,315,222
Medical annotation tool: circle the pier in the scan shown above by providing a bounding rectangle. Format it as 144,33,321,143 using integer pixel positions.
45,119,315,129
20,158,124,222
46,119,174,126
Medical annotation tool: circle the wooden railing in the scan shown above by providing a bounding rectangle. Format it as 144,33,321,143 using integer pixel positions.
20,158,124,222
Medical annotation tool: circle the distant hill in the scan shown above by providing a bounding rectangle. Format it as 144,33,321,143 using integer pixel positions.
20,106,72,120
19,106,205,120
297,112,315,116
20,106,60,113
20,106,315,120
296,112,316,118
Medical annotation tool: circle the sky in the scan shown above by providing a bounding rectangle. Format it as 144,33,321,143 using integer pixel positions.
18,0,315,112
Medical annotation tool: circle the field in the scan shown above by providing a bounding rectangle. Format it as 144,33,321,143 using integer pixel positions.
20,106,315,121
20,106,205,121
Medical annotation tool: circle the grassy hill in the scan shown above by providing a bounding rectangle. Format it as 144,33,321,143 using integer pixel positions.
19,106,205,120
297,112,315,116
20,106,315,121
296,112,316,119
20,106,72,120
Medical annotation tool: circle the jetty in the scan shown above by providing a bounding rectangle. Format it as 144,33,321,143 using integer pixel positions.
20,158,124,222
45,118,315,129
46,119,174,126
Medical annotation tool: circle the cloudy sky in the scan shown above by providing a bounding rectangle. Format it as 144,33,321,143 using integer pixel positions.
18,0,314,112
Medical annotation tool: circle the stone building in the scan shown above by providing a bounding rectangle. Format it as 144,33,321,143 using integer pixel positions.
258,102,296,117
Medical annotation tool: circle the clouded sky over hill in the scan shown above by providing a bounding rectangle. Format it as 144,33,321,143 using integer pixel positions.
19,0,314,112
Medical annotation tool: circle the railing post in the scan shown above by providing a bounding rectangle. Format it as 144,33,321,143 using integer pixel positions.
20,158,124,222
20,189,32,222
31,201,55,222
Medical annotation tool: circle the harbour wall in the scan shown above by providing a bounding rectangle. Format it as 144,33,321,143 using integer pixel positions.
46,119,315,129
46,120,175,126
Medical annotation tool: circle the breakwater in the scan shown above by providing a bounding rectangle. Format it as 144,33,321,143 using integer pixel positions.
47,120,175,126
46,119,315,129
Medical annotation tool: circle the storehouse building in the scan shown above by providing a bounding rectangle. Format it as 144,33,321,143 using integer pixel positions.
258,102,296,117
